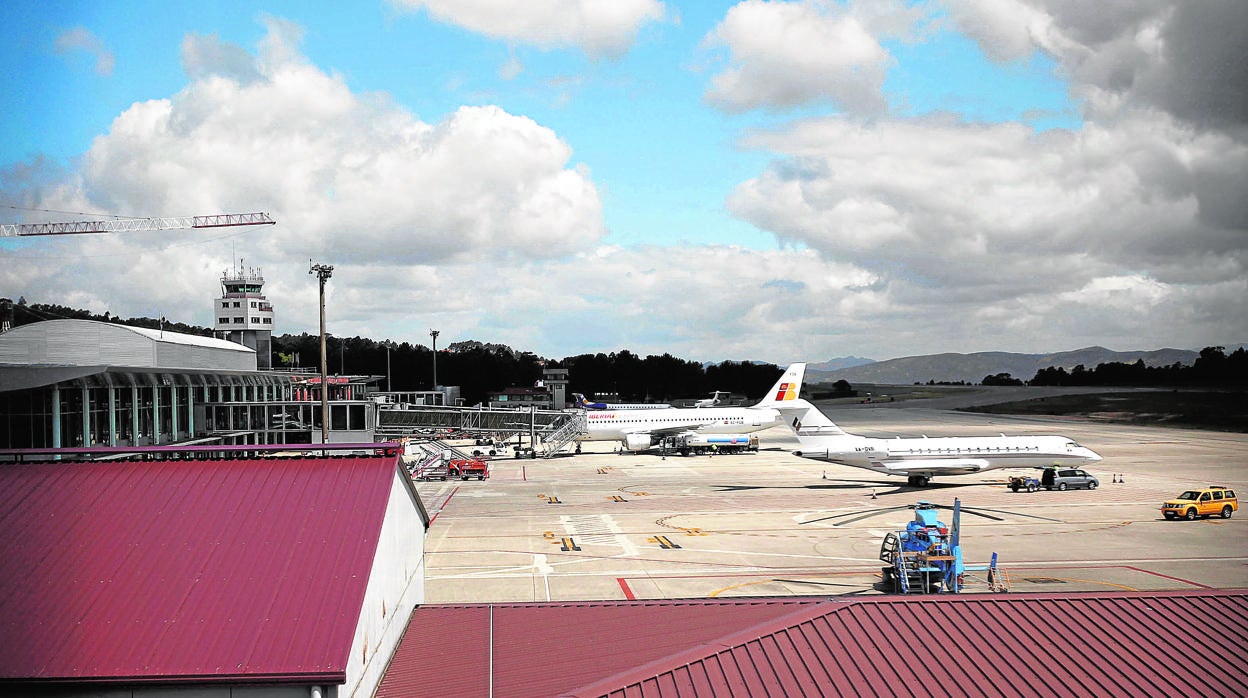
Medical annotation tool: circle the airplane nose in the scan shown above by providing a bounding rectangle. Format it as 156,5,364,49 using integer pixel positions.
1085,448,1103,462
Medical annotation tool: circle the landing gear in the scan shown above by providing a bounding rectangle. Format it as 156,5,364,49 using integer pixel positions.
907,475,931,487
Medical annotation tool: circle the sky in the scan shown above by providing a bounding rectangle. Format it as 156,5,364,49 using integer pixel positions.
1,0,1245,364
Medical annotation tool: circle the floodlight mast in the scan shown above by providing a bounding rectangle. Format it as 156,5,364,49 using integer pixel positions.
0,212,276,237
430,329,440,392
309,261,334,447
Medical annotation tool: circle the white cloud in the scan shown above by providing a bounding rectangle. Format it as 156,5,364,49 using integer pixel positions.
54,27,115,76
389,0,667,58
701,0,890,114
730,110,1246,300
943,0,1248,129
54,23,605,267
7,6,1246,365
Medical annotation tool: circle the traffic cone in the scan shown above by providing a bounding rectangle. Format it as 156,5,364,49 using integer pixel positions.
822,471,827,480
871,488,877,500
1120,474,1125,484
1112,474,1118,483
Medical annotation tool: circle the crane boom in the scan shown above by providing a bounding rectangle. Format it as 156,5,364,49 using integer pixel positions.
0,212,276,238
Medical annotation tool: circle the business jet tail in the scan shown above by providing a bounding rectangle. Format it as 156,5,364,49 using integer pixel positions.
777,399,850,437
754,363,807,408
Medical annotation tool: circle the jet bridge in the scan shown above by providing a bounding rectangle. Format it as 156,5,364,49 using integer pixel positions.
376,405,586,457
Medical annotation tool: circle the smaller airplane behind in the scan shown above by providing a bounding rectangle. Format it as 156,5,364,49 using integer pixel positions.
776,365,1102,486
573,393,671,410
693,390,729,407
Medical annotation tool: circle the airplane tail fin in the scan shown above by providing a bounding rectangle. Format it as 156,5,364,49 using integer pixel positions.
755,363,806,408
777,399,849,437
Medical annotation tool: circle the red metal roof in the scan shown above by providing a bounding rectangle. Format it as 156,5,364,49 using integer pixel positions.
378,590,1248,697
376,599,824,697
0,454,405,685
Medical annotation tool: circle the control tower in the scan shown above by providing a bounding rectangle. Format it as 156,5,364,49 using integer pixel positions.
214,260,274,368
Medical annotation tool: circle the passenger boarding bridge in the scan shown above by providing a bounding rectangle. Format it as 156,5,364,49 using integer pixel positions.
377,405,586,457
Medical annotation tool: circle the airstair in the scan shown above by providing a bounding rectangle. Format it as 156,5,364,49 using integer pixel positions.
405,440,474,480
539,411,587,457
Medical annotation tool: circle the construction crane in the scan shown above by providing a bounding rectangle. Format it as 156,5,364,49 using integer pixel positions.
0,212,275,237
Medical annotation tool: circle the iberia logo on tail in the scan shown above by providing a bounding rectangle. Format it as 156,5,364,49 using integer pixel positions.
774,382,798,402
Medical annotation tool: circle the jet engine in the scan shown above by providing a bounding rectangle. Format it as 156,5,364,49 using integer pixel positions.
624,433,654,452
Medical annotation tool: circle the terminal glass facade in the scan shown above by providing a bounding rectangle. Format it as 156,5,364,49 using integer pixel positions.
0,369,378,452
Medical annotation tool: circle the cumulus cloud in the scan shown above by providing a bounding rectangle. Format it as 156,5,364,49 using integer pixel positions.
389,0,667,58
294,244,884,362
7,6,1246,363
40,21,605,266
54,27,115,76
729,109,1246,342
3,19,617,354
693,0,1248,354
701,0,891,114
944,0,1248,129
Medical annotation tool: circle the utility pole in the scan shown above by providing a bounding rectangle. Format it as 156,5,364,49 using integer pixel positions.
430,329,440,393
309,261,334,446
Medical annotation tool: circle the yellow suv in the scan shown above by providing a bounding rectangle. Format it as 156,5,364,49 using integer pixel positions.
1162,486,1238,521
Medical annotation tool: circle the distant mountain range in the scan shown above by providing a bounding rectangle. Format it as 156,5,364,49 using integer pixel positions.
808,346,1215,385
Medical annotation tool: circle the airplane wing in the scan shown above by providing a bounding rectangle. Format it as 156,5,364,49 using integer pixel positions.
871,458,992,476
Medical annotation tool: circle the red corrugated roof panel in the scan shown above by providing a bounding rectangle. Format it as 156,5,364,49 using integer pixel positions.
0,455,402,685
375,599,825,698
378,591,1248,697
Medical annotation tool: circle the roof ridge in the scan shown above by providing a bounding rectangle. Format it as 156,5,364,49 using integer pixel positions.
415,597,825,611
558,598,853,697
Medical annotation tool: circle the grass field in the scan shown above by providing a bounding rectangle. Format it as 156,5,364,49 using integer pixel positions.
960,390,1248,433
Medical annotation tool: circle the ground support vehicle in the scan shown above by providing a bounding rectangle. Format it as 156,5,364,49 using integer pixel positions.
879,500,1009,594
1162,486,1237,520
1008,476,1039,493
449,458,489,480
1038,466,1100,491
666,433,759,456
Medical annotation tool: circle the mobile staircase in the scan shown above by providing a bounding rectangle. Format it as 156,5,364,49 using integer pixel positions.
538,410,587,458
407,440,475,480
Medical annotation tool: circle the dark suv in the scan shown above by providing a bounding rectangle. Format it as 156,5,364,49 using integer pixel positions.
1041,468,1099,491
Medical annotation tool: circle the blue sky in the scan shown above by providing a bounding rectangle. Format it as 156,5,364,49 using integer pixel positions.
1,1,1243,362
2,0,1076,248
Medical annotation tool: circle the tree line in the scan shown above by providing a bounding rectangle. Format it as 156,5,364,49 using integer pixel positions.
988,346,1247,387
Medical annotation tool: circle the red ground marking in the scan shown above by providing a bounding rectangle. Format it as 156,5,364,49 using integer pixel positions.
617,578,636,600
428,486,460,525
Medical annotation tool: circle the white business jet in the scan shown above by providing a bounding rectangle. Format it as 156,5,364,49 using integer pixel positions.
578,363,806,452
776,364,1102,486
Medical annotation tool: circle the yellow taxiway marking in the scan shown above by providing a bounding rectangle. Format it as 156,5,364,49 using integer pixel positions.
646,535,682,549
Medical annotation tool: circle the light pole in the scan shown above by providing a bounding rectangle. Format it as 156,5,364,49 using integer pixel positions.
309,261,334,446
430,328,440,393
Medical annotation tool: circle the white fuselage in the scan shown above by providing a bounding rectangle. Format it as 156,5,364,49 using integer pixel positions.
795,433,1102,478
579,406,784,447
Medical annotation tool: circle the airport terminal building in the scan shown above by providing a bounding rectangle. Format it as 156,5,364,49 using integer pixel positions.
0,319,379,451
